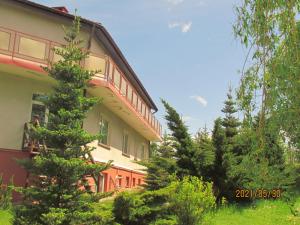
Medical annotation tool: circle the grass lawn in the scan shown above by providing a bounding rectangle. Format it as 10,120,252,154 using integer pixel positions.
0,210,13,225
204,197,300,225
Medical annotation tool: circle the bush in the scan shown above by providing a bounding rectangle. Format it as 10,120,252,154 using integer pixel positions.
113,177,216,225
113,188,173,225
92,199,117,225
113,191,150,225
169,176,216,225
0,175,13,210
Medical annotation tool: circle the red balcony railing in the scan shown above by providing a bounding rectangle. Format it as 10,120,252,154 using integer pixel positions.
0,26,162,138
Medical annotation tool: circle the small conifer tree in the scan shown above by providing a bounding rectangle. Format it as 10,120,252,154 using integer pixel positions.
193,127,215,182
144,133,177,190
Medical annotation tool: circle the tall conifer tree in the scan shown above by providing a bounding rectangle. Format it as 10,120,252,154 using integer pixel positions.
220,87,240,201
211,117,226,202
161,100,197,177
14,16,109,224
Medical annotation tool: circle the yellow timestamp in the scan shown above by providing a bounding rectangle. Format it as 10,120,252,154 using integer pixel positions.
235,189,282,199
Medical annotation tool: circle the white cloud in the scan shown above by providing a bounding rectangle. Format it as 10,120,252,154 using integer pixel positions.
168,21,192,33
166,0,184,5
190,95,208,107
181,22,192,33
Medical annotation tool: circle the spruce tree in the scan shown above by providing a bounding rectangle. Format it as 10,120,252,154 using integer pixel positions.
220,87,241,201
193,127,215,182
211,117,226,202
221,87,240,143
161,100,197,177
144,134,177,190
14,16,109,224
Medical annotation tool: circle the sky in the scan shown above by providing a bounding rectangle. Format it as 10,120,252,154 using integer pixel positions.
34,0,247,135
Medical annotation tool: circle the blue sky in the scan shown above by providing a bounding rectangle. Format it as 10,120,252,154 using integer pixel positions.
34,0,247,135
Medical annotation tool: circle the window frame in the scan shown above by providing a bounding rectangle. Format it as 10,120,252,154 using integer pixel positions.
140,143,146,160
122,131,130,157
30,93,49,126
98,115,110,149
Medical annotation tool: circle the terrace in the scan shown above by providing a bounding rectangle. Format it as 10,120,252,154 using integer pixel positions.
0,26,162,141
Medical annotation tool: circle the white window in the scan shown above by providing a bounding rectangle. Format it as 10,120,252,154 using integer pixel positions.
99,116,109,146
122,132,129,155
30,93,48,126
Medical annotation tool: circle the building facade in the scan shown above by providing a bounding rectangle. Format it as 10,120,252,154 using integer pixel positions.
0,0,162,195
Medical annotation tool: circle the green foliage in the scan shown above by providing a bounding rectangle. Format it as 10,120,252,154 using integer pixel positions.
0,175,13,210
234,0,300,150
221,87,240,143
0,209,13,225
211,118,226,202
113,188,171,225
161,99,197,177
144,134,178,190
225,125,295,201
215,88,241,202
149,217,177,225
113,177,216,225
92,199,116,225
204,196,300,225
194,128,215,182
113,191,150,225
14,16,109,225
169,176,216,225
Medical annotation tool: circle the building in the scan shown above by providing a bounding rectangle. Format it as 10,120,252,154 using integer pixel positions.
0,0,162,195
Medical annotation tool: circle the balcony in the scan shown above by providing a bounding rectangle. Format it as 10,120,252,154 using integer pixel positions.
22,122,42,154
0,26,162,141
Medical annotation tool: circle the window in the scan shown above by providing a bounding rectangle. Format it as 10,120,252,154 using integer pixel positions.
126,177,130,187
132,178,136,187
108,62,114,82
122,132,129,155
31,93,48,126
118,177,122,187
99,116,109,146
140,144,145,160
138,179,141,185
97,174,105,193
134,143,138,160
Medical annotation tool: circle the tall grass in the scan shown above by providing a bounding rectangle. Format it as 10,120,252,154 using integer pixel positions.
204,197,300,225
0,210,13,225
